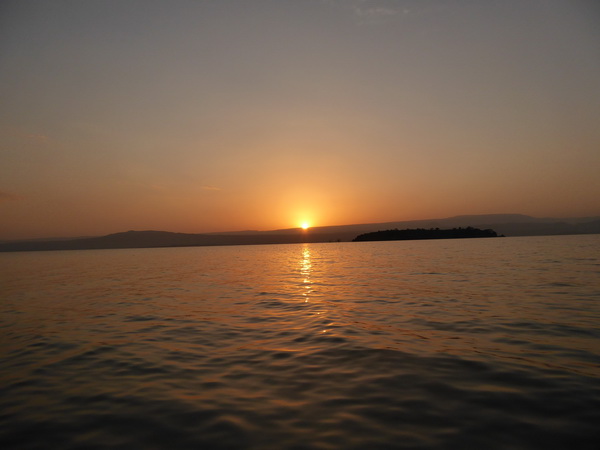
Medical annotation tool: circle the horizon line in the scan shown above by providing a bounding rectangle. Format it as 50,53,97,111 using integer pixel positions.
4,212,600,243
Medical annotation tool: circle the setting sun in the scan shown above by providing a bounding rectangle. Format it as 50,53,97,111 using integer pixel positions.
300,222,310,230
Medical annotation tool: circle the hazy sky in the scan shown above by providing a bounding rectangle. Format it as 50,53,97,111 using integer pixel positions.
1,0,599,239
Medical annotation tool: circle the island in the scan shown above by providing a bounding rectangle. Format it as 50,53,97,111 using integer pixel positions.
352,227,500,242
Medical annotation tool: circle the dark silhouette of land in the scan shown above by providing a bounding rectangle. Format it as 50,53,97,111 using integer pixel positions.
1,214,599,252
353,227,499,242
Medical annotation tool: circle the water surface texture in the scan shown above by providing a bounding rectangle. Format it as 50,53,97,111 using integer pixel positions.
2,235,600,449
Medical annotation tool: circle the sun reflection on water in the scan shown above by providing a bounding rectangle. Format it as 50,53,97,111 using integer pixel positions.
300,245,313,302
298,245,333,334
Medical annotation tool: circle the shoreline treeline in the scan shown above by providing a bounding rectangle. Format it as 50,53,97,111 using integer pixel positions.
353,227,500,242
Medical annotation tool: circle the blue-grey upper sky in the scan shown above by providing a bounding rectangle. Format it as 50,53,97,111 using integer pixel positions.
1,0,599,239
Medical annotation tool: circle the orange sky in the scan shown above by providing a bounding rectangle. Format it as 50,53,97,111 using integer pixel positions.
1,1,599,240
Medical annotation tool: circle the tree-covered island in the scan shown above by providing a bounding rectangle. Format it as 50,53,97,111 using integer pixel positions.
353,227,500,242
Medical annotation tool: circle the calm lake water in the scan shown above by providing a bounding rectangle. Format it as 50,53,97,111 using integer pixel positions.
1,235,599,449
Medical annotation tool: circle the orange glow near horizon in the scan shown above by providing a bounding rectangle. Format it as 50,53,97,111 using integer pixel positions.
1,1,599,242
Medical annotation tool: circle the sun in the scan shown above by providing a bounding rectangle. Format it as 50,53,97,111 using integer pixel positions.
300,222,310,230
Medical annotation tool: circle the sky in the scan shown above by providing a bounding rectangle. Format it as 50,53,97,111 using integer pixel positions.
1,0,599,240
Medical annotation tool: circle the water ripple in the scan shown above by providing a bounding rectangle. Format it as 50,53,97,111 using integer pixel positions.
1,236,600,449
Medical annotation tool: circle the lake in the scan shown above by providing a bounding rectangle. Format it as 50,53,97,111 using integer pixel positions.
1,235,599,449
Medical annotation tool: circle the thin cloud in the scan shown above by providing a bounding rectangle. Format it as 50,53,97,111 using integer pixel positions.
0,191,21,202
354,5,403,19
329,0,443,23
25,133,50,144
200,185,221,191
335,0,405,19
116,180,168,194
4,128,51,144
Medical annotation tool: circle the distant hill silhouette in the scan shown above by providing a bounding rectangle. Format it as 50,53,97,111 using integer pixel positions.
0,230,313,252
1,214,599,252
353,227,499,242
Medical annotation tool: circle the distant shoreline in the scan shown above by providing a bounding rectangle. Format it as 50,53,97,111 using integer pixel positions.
1,214,599,252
